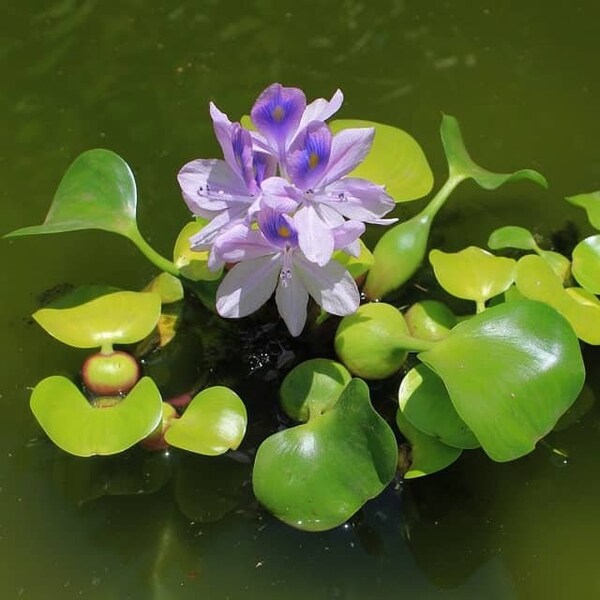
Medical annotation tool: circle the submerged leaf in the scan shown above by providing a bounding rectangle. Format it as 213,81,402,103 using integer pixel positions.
30,376,163,457
165,387,247,455
329,119,434,202
429,246,516,306
33,291,162,349
396,410,462,479
253,379,398,531
279,358,351,422
419,300,585,461
441,114,547,189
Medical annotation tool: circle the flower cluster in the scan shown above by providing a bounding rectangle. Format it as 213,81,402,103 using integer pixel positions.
178,83,395,336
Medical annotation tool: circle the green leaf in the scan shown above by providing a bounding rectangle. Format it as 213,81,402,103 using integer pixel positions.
333,239,374,280
174,220,223,282
398,364,480,449
396,410,462,479
280,358,351,422
515,254,600,344
5,149,138,238
253,379,398,531
441,114,547,189
572,235,600,294
404,300,456,341
30,376,163,457
418,300,585,462
143,272,184,304
329,119,434,202
487,226,537,251
566,191,600,230
364,213,432,299
429,246,516,306
165,386,247,456
33,291,162,349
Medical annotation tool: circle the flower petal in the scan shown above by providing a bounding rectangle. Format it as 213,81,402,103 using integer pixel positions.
317,177,395,223
331,220,365,251
275,264,309,336
250,83,306,156
295,205,334,267
287,122,332,191
212,223,275,263
189,207,246,248
297,89,344,134
260,177,301,213
294,254,360,316
178,159,252,213
320,128,375,186
216,255,281,318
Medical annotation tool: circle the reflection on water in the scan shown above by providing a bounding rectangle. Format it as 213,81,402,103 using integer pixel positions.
1,0,600,597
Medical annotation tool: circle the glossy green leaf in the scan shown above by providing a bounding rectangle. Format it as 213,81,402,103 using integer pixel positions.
143,272,184,304
33,291,162,349
253,379,398,531
488,226,537,251
441,114,547,189
333,239,374,280
165,386,247,456
173,220,223,282
419,300,585,461
430,246,516,305
5,149,138,238
398,364,479,449
364,213,432,299
329,119,433,202
404,300,456,341
31,376,163,457
515,254,600,344
396,410,462,479
572,235,600,294
566,191,600,230
280,358,351,422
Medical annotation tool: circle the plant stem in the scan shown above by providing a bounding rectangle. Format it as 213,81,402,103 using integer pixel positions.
421,175,465,221
396,334,437,353
130,227,180,277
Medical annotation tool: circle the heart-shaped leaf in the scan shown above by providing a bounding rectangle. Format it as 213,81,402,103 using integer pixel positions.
572,235,600,294
165,386,247,455
173,220,223,282
441,114,547,189
280,359,351,422
488,225,537,251
5,149,138,238
515,254,600,344
30,376,163,457
143,272,184,304
396,410,462,479
33,291,162,350
566,191,600,230
398,364,480,449
253,378,398,531
418,300,585,461
329,119,434,202
429,246,516,306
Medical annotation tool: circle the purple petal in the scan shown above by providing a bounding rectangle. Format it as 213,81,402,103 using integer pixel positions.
257,209,299,249
316,178,396,223
294,254,360,316
320,128,374,186
331,220,365,251
297,89,344,134
260,177,301,213
216,255,281,318
189,207,247,248
250,83,306,155
178,159,252,213
342,239,361,258
253,151,277,186
212,223,277,263
275,262,309,336
295,205,334,267
209,102,235,165
287,121,332,191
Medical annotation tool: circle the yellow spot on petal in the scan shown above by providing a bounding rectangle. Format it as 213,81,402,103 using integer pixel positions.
277,225,291,238
308,152,319,169
272,105,285,122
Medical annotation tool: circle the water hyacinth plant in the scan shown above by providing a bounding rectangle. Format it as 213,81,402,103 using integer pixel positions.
3,82,597,531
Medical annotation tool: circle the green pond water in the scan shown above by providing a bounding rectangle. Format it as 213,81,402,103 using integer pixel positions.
2,1,600,598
